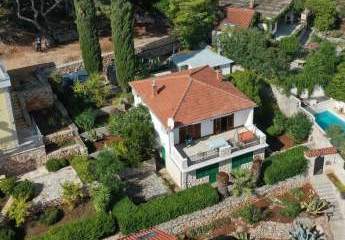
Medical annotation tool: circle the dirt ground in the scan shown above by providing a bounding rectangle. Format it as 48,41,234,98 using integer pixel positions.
0,34,167,70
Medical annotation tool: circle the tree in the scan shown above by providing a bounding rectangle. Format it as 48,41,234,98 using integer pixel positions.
230,70,262,105
110,0,136,92
305,0,336,31
286,112,312,143
231,168,255,197
15,0,64,37
279,35,301,58
219,28,289,78
74,0,102,74
108,105,155,166
168,0,217,49
326,63,345,102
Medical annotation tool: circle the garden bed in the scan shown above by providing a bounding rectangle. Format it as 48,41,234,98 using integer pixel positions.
85,135,122,153
31,105,71,135
45,137,76,153
267,134,295,152
24,200,94,239
199,184,317,239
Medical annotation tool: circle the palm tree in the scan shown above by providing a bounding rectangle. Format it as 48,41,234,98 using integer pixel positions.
231,168,255,197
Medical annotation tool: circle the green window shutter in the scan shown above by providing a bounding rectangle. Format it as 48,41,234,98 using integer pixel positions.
232,152,253,169
196,163,219,183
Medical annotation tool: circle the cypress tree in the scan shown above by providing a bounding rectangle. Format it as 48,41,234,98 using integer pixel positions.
110,0,135,92
74,0,102,74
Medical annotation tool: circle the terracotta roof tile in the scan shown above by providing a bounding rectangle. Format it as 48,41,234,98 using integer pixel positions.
221,7,256,29
120,228,177,240
130,66,256,128
305,147,338,158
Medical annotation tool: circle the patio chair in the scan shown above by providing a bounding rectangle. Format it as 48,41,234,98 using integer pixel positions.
185,136,193,146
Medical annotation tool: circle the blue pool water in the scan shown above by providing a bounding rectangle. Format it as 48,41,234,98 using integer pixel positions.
315,111,345,131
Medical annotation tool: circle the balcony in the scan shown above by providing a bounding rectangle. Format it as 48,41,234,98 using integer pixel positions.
174,125,266,166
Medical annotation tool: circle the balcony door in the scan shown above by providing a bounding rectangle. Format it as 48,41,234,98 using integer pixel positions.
179,123,201,143
214,114,234,134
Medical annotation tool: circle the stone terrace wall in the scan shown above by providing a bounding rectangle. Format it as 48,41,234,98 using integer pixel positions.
55,36,179,75
271,85,301,117
0,145,46,176
157,175,308,235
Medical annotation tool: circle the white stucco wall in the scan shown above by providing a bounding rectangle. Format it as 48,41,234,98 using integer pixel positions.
234,109,253,127
201,119,213,137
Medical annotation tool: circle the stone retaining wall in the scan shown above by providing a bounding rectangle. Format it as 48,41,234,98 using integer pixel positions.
157,175,308,235
271,85,301,117
0,146,47,176
55,36,179,75
46,137,87,160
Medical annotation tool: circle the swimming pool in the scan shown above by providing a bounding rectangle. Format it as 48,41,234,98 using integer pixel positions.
315,110,345,131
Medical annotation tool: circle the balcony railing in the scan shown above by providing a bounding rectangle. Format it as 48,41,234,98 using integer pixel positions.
176,125,266,167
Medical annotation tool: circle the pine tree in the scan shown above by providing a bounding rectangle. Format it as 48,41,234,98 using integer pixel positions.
110,0,135,92
74,0,102,74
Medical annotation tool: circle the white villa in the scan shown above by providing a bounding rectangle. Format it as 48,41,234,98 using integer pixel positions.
130,66,267,188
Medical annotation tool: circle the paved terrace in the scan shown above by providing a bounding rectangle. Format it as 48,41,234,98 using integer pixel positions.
176,126,264,165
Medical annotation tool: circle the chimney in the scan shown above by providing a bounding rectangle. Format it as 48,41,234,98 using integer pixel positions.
216,70,223,81
152,79,158,97
249,0,255,9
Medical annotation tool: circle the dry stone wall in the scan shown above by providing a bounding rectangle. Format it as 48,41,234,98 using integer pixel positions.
157,175,308,235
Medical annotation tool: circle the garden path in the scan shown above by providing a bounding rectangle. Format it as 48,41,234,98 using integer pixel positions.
311,174,345,240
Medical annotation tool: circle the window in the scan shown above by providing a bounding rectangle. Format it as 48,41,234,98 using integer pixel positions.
232,152,253,169
179,123,201,143
214,115,234,134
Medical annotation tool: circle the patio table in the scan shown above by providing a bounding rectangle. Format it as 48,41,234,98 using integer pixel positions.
207,138,229,150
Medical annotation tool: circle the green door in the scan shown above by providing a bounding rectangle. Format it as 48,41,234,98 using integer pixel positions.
160,147,166,166
196,163,219,183
232,152,253,169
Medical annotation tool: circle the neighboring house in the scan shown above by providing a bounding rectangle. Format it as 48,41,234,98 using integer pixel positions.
218,6,256,30
219,0,301,37
171,47,234,75
130,66,267,189
0,63,46,175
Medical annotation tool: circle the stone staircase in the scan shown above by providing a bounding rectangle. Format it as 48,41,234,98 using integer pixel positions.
11,92,28,129
311,175,345,239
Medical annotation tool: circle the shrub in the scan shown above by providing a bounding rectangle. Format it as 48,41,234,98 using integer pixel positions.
61,181,84,210
266,111,287,136
39,208,64,226
113,183,219,234
11,180,35,201
286,113,312,143
263,146,308,185
7,197,30,226
75,109,96,133
46,158,69,172
0,226,16,240
31,213,116,240
279,35,301,57
90,184,111,213
236,204,265,224
0,177,16,195
70,155,95,183
279,200,301,218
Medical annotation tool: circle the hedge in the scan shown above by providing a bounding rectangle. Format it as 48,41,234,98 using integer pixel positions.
113,183,219,234
263,146,308,185
30,213,116,240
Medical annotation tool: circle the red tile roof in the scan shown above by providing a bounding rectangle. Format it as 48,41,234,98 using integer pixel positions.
221,7,256,29
120,228,177,240
305,147,338,158
130,66,256,128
